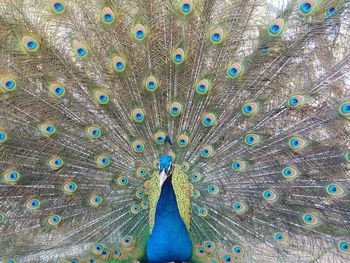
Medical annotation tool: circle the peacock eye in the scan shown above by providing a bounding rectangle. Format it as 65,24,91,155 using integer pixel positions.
202,113,217,127
177,134,190,147
242,101,258,116
171,48,185,65
132,108,145,123
210,26,224,45
130,203,140,214
262,189,278,203
96,155,110,168
326,6,336,16
117,176,128,186
299,1,315,15
27,198,41,210
133,24,146,41
48,214,61,225
132,140,145,153
112,56,126,73
244,133,261,146
1,77,17,92
233,201,247,215
49,83,66,98
338,241,350,254
50,1,66,14
179,0,193,15
207,184,220,195
101,7,115,24
223,255,233,262
268,19,284,36
22,36,40,52
195,78,211,95
302,211,321,228
169,102,183,117
89,194,103,207
227,63,242,79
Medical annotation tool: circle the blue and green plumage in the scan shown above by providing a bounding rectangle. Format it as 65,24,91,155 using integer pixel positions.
1,0,350,262
146,176,192,262
146,155,192,262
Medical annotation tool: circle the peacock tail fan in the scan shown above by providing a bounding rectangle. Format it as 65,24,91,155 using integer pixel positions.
0,0,350,262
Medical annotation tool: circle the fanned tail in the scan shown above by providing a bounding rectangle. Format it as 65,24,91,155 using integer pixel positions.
0,0,350,262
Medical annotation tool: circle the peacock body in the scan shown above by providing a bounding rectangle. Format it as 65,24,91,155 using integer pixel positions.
0,0,350,262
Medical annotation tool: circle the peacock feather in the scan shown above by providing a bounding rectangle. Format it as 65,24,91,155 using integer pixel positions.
0,0,350,262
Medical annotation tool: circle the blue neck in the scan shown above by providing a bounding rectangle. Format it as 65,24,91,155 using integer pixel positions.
146,176,192,263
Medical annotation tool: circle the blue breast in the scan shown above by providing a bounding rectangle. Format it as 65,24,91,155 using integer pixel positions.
146,176,192,263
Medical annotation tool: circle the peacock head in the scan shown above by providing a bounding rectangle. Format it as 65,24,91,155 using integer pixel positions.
158,154,173,187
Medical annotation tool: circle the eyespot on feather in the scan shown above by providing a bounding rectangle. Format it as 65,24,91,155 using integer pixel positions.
48,156,64,171
202,113,217,127
132,108,145,123
39,122,57,137
171,48,186,65
133,24,147,41
27,198,41,210
288,95,306,109
177,133,190,147
281,166,299,180
86,126,102,140
96,155,110,168
181,162,190,172
168,101,184,117
179,0,193,15
94,89,110,105
0,76,17,92
195,78,211,95
117,176,128,186
227,63,243,79
232,201,248,215
274,232,288,244
154,131,166,144
63,181,77,194
22,36,40,53
145,75,159,92
288,136,306,151
200,145,214,158
3,168,21,184
244,133,261,146
262,189,278,204
268,19,285,36
112,56,126,73
101,7,115,24
210,26,225,45
132,140,145,153
242,102,258,116
232,159,248,173
89,194,103,207
339,101,350,119
50,1,66,14
136,166,147,177
338,241,350,255
49,83,66,98
299,0,317,16
0,129,8,143
302,211,321,228
48,215,61,226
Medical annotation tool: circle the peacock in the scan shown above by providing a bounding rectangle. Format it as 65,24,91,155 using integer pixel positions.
1,0,350,262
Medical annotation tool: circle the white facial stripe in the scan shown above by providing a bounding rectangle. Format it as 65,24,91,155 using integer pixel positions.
159,170,167,187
